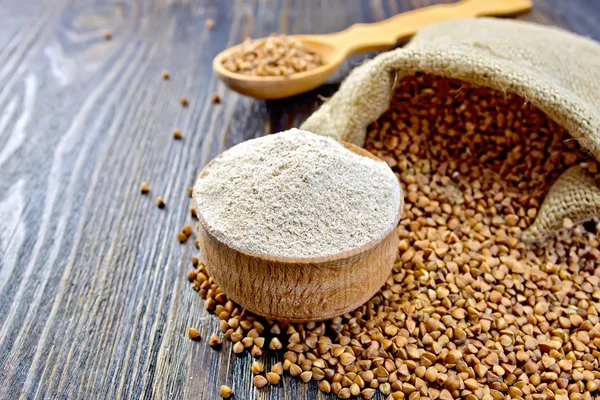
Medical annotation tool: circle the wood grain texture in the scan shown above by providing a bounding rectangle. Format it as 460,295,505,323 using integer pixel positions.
0,0,598,399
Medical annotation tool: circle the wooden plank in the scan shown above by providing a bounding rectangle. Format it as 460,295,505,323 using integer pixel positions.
0,0,599,399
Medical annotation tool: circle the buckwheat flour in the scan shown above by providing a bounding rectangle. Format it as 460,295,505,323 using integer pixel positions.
193,129,400,258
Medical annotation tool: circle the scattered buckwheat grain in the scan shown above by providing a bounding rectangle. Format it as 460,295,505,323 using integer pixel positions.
219,385,232,398
253,375,267,388
177,232,187,243
251,361,263,375
271,362,283,375
186,269,196,282
188,328,201,340
266,372,280,385
209,333,222,347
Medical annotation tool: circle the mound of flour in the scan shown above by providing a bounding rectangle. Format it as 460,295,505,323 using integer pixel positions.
194,129,400,258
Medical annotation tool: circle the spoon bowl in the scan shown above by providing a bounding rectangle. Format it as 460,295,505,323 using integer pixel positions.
212,36,342,99
213,0,532,100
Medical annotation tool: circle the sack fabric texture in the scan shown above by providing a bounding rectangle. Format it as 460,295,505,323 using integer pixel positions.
301,18,600,243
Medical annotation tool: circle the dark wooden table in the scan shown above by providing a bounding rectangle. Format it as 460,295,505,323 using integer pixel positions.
1,1,599,399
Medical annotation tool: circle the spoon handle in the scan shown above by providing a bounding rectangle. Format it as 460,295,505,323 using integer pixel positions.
321,0,532,56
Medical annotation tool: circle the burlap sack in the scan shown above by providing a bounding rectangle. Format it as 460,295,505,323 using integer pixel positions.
301,18,600,243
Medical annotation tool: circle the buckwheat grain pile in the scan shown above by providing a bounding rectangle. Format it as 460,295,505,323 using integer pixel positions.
221,34,324,77
190,74,600,400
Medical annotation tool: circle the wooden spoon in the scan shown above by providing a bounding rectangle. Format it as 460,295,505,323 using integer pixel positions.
194,142,403,322
213,0,532,100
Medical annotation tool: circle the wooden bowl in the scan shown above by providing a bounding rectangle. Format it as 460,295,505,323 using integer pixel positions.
193,141,402,322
